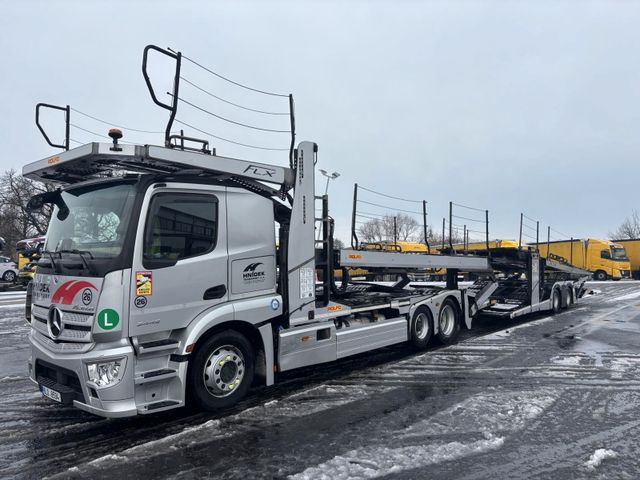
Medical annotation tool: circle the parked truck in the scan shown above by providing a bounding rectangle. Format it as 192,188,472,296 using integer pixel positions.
22,45,590,418
533,239,630,281
611,239,640,279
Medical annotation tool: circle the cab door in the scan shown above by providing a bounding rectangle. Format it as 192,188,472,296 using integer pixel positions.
129,183,228,337
598,249,613,276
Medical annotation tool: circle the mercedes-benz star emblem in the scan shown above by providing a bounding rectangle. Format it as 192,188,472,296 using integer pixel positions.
47,307,63,339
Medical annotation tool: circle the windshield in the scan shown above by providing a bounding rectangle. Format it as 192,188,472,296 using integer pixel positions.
44,182,137,258
611,247,629,261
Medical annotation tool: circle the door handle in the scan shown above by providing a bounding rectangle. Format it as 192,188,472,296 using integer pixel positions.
203,284,227,300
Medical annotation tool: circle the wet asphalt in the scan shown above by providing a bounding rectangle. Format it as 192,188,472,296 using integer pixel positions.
1,282,640,479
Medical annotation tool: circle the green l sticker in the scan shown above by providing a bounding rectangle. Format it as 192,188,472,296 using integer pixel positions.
97,308,120,330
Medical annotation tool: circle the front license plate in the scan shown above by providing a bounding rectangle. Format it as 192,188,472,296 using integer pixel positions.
40,384,62,403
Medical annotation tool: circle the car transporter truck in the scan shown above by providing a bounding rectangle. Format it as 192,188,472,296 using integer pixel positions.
23,45,589,417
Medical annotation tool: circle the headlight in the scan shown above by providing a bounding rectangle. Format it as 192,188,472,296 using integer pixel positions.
87,358,126,387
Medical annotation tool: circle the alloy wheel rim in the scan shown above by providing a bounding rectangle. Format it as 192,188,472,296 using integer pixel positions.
203,345,245,398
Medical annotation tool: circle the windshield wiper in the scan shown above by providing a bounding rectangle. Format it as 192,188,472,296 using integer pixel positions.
57,249,97,276
41,250,61,275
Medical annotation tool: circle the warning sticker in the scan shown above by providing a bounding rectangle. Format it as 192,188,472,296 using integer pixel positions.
299,267,314,299
136,271,153,296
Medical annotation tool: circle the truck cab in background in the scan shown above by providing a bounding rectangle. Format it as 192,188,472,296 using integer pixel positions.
535,238,631,281
610,239,640,279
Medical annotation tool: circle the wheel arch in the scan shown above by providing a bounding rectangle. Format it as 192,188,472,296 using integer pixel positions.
186,319,275,387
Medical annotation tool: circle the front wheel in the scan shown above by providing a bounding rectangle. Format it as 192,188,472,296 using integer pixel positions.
2,270,16,283
436,298,460,345
593,270,607,281
188,330,255,411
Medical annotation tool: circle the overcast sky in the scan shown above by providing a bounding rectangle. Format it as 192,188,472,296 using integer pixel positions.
2,0,638,244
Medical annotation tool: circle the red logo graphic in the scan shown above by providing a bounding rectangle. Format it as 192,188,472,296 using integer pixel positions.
51,280,98,305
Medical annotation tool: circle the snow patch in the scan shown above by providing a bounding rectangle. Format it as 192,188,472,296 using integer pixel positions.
290,435,504,480
606,290,640,302
585,449,617,470
402,389,557,438
88,454,128,465
549,355,583,366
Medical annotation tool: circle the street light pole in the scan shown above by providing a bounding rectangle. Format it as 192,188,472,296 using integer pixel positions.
319,169,340,194
317,169,340,240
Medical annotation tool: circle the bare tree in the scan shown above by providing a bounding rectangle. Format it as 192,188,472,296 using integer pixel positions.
610,210,640,240
358,213,419,243
0,170,53,257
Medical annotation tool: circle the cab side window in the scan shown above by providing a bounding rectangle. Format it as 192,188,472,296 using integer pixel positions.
600,250,611,260
143,193,218,268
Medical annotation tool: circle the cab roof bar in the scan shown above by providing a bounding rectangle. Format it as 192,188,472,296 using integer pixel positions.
35,103,70,151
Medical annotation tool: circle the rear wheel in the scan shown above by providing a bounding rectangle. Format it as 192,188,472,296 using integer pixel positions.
552,289,561,313
594,270,607,281
2,270,16,283
568,287,575,305
188,330,255,411
436,298,460,345
410,305,433,349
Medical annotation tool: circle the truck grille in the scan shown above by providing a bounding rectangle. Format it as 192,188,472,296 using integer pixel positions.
31,304,93,343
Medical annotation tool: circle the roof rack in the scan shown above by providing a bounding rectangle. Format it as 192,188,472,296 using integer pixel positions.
22,141,295,192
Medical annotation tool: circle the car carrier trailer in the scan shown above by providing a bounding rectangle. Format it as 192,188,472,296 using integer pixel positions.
22,45,589,418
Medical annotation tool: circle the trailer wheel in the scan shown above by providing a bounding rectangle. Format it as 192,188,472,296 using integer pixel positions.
552,289,561,314
188,330,254,411
410,305,433,349
594,270,607,281
436,298,460,345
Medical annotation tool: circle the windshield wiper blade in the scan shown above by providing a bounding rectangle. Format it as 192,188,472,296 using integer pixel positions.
57,249,96,275
41,250,61,274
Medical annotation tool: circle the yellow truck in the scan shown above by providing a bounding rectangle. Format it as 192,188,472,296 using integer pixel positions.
445,239,520,252
15,236,45,286
611,239,640,279
533,239,631,281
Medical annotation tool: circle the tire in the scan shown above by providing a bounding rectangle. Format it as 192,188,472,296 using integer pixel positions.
436,298,461,345
568,287,575,306
593,270,607,281
2,271,16,283
552,289,561,314
410,305,433,349
187,330,255,411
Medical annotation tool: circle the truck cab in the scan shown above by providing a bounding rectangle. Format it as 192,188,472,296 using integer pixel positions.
586,239,630,281
25,157,282,416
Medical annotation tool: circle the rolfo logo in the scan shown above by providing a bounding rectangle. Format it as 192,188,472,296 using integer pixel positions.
243,262,265,282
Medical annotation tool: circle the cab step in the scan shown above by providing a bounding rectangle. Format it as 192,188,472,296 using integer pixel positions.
134,368,178,385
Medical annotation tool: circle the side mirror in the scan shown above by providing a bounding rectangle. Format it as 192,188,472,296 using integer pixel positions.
26,191,69,220
26,195,44,212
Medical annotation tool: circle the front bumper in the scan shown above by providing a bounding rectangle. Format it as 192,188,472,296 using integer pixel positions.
619,270,631,279
29,330,138,418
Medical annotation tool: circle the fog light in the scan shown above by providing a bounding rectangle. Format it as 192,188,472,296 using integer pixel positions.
87,358,126,387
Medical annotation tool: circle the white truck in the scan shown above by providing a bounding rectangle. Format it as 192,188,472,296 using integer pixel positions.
23,46,589,417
